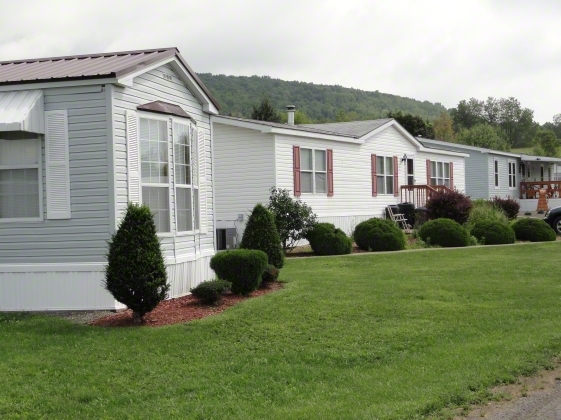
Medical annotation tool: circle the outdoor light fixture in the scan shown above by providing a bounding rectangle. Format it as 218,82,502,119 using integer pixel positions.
401,154,407,163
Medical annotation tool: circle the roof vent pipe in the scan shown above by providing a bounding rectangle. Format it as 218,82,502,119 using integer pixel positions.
286,105,295,125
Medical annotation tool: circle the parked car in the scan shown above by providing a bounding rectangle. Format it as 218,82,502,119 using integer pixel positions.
544,206,561,234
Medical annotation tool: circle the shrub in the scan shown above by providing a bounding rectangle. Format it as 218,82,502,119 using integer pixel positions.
353,218,406,252
210,249,268,295
262,264,280,283
417,218,470,247
190,279,231,305
470,220,516,245
491,196,520,220
426,189,472,225
306,223,352,256
466,200,509,231
240,204,284,268
268,187,317,253
511,218,556,242
104,203,169,324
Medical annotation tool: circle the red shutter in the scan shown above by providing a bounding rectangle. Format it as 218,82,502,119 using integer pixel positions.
293,146,301,197
327,149,334,197
371,154,377,197
450,162,454,190
426,159,431,185
393,156,399,197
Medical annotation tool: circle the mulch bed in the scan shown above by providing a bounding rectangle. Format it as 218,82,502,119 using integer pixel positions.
90,281,284,328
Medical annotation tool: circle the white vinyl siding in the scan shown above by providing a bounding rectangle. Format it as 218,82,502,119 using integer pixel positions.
140,117,170,233
0,138,41,221
376,155,394,195
430,161,450,187
300,147,326,194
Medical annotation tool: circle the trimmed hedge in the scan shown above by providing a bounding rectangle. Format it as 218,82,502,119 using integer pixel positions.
417,218,470,247
190,279,231,304
210,249,268,295
353,218,406,252
511,218,556,242
240,204,284,269
470,220,515,245
306,223,352,256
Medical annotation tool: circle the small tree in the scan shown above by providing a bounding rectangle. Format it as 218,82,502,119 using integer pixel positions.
426,189,472,225
251,96,281,123
240,204,284,268
104,203,169,324
267,187,317,253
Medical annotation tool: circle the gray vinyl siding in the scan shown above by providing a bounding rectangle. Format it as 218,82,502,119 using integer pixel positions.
213,124,275,223
488,155,519,199
464,151,489,199
113,64,214,260
0,85,110,264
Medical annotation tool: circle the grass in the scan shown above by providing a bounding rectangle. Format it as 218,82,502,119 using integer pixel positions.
2,243,561,419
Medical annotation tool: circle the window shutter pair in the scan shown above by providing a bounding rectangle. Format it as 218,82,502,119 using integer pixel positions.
292,146,334,196
45,110,71,219
126,110,208,234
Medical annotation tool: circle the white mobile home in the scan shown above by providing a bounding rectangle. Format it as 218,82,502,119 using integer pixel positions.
419,138,561,212
212,114,467,243
0,48,218,310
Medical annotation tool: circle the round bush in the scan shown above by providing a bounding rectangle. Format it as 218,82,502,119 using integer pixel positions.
307,223,352,256
466,200,509,231
240,204,284,269
511,218,556,242
417,218,470,247
470,220,515,245
190,279,231,304
262,264,279,283
210,249,268,295
353,218,406,252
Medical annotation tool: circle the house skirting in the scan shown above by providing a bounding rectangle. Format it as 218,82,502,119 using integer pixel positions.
518,198,561,213
0,253,215,311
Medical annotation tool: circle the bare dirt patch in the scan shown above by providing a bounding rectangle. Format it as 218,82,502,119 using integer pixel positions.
453,359,561,419
90,281,283,327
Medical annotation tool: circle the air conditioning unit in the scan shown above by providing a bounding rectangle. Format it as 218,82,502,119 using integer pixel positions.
216,228,238,250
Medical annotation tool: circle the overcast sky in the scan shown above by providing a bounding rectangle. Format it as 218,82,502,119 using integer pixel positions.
0,0,559,123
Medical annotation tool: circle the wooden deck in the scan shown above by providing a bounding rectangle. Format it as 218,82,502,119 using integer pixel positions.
520,181,561,199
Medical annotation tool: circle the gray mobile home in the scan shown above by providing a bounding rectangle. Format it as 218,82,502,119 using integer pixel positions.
0,48,218,310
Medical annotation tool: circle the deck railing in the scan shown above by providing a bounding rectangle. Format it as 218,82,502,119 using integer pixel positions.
399,184,453,207
520,181,561,199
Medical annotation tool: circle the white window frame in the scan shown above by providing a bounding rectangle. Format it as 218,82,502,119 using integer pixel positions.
429,160,450,188
508,160,516,189
376,155,394,195
300,147,327,195
493,158,500,189
0,136,43,223
138,112,173,236
173,119,199,235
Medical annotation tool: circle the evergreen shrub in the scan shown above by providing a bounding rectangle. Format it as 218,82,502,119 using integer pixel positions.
353,218,406,252
426,189,473,225
466,200,509,231
104,203,169,324
511,218,556,242
190,279,231,305
491,196,520,220
240,204,284,268
417,218,470,247
470,220,516,245
262,264,280,283
210,249,268,295
306,223,352,255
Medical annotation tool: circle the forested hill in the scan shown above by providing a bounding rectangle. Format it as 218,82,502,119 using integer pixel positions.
198,74,447,123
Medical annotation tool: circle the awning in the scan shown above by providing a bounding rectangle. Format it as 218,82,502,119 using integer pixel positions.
0,90,44,134
520,155,561,163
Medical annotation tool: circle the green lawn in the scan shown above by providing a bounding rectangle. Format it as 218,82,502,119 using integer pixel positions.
2,244,561,419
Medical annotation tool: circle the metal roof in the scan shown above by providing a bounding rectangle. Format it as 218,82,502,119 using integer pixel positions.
418,138,520,158
0,47,220,110
0,90,44,133
137,100,195,122
300,119,393,138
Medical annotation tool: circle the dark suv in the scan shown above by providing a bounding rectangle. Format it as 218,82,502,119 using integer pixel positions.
544,206,561,234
